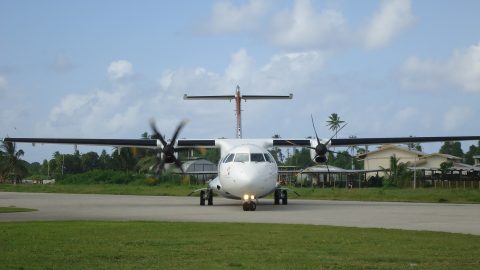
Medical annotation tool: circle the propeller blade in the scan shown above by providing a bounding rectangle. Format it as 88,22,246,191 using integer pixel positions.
284,140,315,150
170,120,188,145
150,119,168,147
149,119,188,176
326,122,348,145
173,157,185,174
325,163,331,185
310,114,321,145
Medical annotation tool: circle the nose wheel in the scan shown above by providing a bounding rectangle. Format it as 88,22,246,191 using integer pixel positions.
242,201,256,211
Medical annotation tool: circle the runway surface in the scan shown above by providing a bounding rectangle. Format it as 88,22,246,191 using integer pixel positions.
1,192,479,235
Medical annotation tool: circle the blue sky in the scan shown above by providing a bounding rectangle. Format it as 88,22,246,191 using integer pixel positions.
1,0,479,162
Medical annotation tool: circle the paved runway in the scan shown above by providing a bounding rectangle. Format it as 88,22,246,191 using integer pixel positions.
1,192,479,235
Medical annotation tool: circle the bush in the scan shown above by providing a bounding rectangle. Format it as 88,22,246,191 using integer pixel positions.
59,170,146,185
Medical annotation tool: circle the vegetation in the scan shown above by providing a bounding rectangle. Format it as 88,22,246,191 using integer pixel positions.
0,221,479,269
2,184,479,204
0,206,37,213
439,141,464,157
380,155,413,187
0,141,28,183
326,112,345,137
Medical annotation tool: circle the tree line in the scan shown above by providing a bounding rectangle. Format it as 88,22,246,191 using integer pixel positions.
1,112,480,183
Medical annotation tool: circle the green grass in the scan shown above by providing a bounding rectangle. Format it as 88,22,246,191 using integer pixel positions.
0,183,205,196
0,206,37,213
0,221,479,269
2,183,480,204
292,187,480,203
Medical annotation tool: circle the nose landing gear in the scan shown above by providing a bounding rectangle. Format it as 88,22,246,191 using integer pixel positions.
242,201,256,211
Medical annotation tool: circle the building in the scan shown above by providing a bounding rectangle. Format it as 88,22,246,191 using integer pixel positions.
474,155,480,167
357,144,480,187
180,159,217,184
358,144,425,177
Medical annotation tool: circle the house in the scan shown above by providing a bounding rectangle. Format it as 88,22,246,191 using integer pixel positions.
474,155,480,167
414,153,462,169
358,145,479,181
357,144,425,177
180,158,217,184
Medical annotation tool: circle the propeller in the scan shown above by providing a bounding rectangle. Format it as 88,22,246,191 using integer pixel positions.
150,119,188,176
286,115,347,163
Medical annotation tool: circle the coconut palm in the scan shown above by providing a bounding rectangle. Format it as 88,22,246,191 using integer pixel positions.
326,113,345,138
0,141,28,183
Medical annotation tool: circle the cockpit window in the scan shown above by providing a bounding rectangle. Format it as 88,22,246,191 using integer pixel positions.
250,153,265,162
234,153,249,162
264,153,274,163
223,154,235,163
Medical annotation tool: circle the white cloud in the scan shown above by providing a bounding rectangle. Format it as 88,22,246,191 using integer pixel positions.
269,0,348,50
0,75,7,92
443,106,473,131
362,0,415,49
449,44,480,92
200,0,415,51
399,43,480,92
107,60,133,81
201,0,270,34
225,49,254,82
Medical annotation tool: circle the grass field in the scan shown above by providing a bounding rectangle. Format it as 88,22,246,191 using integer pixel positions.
0,206,37,213
0,221,479,269
1,183,480,203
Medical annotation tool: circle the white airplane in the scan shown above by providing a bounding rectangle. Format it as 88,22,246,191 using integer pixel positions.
4,87,480,211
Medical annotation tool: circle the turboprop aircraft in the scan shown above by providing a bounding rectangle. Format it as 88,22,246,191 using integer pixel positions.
3,87,480,211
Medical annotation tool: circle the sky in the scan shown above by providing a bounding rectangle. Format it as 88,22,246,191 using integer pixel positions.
1,0,480,162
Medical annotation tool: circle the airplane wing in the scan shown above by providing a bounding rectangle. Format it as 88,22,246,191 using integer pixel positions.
3,137,220,149
3,137,159,148
330,136,480,146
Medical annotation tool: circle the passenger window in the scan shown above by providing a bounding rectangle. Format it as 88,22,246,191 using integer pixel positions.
264,153,274,163
234,153,249,162
251,153,265,162
224,154,235,163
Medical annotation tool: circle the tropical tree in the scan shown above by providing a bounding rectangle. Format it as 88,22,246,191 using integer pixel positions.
283,148,314,168
439,141,463,157
380,155,412,187
0,141,28,183
326,113,345,137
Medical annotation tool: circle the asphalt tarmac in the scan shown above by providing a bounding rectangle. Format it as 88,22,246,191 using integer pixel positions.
1,192,479,235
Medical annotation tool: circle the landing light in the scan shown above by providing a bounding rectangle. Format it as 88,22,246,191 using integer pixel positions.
250,195,255,200
243,194,249,200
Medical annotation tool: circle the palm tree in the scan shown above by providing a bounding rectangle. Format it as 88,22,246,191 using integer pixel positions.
0,141,28,183
326,113,345,138
379,155,411,187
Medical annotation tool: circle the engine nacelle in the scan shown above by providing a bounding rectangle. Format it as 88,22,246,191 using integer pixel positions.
314,155,327,163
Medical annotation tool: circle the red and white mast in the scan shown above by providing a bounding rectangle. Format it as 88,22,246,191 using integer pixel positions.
235,86,242,138
184,86,293,139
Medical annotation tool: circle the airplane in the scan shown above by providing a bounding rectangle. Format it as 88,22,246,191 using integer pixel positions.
3,86,480,211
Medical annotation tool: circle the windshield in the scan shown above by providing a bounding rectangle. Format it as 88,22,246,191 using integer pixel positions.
251,153,265,162
234,153,249,162
223,153,235,163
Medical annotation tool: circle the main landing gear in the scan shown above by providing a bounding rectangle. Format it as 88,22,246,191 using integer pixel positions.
200,189,213,206
274,189,288,205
